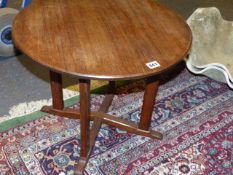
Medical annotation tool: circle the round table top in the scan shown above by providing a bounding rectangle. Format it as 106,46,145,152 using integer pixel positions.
12,0,192,80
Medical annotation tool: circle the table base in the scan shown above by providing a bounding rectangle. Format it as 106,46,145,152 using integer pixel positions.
42,70,163,175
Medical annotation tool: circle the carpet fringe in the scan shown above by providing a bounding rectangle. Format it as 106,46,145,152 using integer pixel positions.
0,89,79,123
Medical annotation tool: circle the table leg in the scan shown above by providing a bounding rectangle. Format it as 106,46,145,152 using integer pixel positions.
41,70,64,113
75,81,116,174
139,77,159,130
76,79,91,175
41,70,81,119
108,81,116,93
49,70,64,110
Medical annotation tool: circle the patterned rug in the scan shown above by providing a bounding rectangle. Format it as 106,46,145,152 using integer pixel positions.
0,69,232,175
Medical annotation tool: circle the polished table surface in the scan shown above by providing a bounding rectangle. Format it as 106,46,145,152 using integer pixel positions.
13,0,191,80
12,0,192,174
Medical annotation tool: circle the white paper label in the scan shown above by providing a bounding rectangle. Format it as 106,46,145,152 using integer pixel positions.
146,61,160,69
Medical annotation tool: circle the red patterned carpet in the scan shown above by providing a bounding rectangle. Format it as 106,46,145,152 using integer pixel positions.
0,69,232,175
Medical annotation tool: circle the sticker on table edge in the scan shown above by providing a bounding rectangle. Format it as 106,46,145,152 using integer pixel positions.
146,61,160,69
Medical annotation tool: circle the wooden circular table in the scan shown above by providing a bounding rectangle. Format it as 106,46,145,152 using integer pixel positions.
12,0,192,174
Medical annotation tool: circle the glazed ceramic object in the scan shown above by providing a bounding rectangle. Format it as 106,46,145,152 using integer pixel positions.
187,7,233,88
186,61,233,89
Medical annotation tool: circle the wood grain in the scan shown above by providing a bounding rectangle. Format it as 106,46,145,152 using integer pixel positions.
79,79,90,158
92,111,163,140
12,0,191,80
12,2,191,173
49,70,64,110
139,77,160,130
